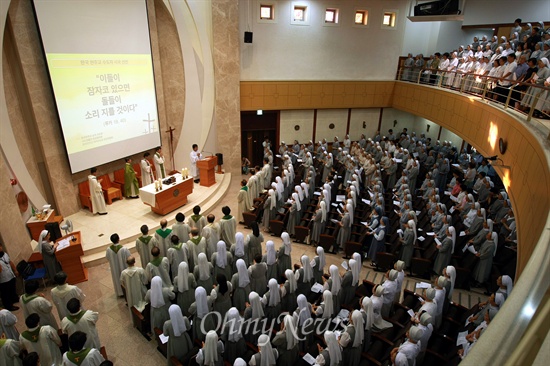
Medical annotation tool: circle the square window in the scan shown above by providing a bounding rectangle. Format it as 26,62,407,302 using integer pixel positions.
383,11,396,27
325,8,338,24
260,5,273,20
355,10,368,25
294,6,306,21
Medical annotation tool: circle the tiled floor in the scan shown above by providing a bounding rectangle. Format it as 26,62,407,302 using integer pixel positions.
7,174,487,365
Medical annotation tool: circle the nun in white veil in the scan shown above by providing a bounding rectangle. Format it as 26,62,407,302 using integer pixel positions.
231,232,249,274
443,265,456,302
310,201,327,246
312,246,326,284
244,291,265,345
38,230,62,280
212,240,232,282
145,276,175,331
293,294,314,351
163,304,193,366
174,261,197,316
196,330,224,366
315,331,342,366
262,241,278,281
433,226,454,274
341,259,358,306
231,259,251,313
249,334,278,366
281,269,297,312
399,219,416,268
194,252,214,291
360,297,374,351
261,278,282,321
272,315,299,365
332,264,344,313
190,286,215,341
296,255,314,297
340,310,364,366
221,307,246,365
277,233,292,275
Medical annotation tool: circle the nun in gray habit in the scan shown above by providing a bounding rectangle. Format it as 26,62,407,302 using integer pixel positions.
38,230,62,280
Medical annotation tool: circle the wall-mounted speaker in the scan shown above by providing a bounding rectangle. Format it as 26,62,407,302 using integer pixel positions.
244,31,253,43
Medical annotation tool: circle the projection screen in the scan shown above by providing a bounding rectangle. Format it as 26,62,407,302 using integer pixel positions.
33,0,160,173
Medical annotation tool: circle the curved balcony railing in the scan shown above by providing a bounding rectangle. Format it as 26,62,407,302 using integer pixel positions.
396,65,550,138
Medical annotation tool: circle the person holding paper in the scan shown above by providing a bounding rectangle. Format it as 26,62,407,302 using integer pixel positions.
87,167,107,215
189,144,202,183
38,230,62,281
311,246,326,284
433,227,454,275
472,232,497,287
309,200,326,247
399,220,416,268
145,276,175,332
367,217,389,267
335,204,352,255
153,146,166,179
141,152,154,186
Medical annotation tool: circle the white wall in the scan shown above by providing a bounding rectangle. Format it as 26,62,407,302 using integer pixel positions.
240,0,409,81
315,109,348,142
349,108,380,141
402,21,440,56
280,110,314,143
462,0,550,26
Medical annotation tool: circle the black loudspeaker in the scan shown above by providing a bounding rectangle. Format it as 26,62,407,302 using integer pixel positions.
216,153,224,165
244,31,253,43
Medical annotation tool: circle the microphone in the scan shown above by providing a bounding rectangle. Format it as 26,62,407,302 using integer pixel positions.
201,150,215,157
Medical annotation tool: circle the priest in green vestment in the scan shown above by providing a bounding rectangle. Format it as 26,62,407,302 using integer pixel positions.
124,158,139,198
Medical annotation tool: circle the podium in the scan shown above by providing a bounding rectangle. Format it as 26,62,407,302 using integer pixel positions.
197,156,217,187
55,232,88,284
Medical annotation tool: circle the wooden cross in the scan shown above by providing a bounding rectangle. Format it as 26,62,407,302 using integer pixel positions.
166,126,176,172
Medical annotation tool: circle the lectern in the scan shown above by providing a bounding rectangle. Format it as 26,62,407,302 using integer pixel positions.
55,232,88,284
197,156,217,187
